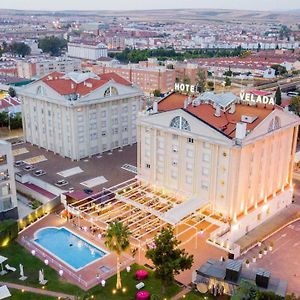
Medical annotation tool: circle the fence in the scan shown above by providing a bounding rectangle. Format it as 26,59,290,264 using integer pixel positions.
19,236,134,291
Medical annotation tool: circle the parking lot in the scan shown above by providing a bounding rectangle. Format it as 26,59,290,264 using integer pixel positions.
11,140,138,194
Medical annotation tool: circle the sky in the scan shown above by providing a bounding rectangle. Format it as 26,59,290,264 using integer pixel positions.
0,0,299,11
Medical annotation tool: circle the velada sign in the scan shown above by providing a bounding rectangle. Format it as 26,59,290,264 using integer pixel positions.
240,92,275,106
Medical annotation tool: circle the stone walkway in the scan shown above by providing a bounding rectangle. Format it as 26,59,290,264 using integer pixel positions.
0,281,76,300
236,203,300,254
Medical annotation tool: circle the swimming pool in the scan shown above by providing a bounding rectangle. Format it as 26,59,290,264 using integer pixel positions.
34,227,107,270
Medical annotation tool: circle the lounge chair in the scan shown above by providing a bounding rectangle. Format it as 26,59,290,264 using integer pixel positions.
39,279,48,285
136,282,145,290
5,264,16,272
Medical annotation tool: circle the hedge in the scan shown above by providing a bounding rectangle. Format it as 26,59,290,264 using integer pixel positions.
0,219,18,247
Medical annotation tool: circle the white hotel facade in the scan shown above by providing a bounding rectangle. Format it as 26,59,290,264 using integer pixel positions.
18,72,143,160
137,91,299,255
0,140,18,220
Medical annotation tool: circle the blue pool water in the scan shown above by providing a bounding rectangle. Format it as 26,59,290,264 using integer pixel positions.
34,227,107,270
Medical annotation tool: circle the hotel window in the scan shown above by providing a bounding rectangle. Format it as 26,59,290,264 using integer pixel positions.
145,150,150,157
202,167,209,176
187,149,193,158
145,137,150,145
78,136,84,143
187,138,194,144
203,142,210,149
101,121,106,128
157,167,163,174
90,133,97,139
123,138,128,144
170,116,191,131
101,111,107,118
171,171,177,179
172,145,178,153
122,127,128,132
172,134,178,141
201,180,209,190
146,163,151,169
186,162,193,171
172,160,178,167
186,176,192,184
203,153,210,162
101,131,106,136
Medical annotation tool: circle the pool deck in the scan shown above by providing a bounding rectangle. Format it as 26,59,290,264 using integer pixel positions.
18,214,134,290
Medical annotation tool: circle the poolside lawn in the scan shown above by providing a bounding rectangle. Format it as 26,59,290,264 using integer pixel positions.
10,289,55,300
0,241,183,299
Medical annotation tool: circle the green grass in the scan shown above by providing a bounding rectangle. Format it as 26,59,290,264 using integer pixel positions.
10,289,55,300
0,242,182,299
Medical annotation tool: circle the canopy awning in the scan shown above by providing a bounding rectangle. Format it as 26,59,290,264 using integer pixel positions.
0,286,11,299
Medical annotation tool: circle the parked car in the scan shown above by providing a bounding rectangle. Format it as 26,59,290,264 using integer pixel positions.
34,170,46,177
23,164,35,171
14,160,24,167
55,179,69,187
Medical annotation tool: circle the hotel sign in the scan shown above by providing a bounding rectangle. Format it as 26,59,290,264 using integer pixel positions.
174,83,200,93
240,92,275,106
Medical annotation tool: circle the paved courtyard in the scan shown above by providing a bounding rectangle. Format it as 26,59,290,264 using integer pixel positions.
11,140,137,194
242,220,300,295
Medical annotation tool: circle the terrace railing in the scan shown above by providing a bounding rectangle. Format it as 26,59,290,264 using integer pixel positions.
19,236,135,290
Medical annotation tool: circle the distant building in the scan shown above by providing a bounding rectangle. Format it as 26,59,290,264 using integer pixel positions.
16,56,81,79
18,71,143,160
0,140,18,220
0,96,21,113
263,68,276,79
67,41,108,60
92,62,176,95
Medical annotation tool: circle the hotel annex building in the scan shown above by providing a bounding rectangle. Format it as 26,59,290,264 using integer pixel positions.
18,71,143,160
137,91,299,255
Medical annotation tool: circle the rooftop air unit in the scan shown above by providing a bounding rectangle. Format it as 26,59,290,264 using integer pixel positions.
241,115,258,124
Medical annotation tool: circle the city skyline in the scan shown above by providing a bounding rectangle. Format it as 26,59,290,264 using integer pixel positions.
0,0,299,12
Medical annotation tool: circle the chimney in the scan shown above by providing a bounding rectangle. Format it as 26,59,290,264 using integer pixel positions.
184,99,188,109
71,83,75,89
153,100,158,114
214,105,221,117
187,96,192,105
229,103,236,114
235,122,247,140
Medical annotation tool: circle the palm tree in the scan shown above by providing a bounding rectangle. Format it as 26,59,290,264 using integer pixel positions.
104,221,131,289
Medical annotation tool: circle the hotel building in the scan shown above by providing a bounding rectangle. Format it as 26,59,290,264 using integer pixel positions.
0,140,18,220
137,91,299,255
18,71,143,160
67,41,108,60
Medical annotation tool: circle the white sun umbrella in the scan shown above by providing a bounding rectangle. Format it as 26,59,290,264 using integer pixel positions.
39,270,44,283
0,285,11,299
0,256,8,276
19,264,24,277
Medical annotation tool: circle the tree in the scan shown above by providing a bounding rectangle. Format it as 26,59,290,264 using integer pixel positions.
224,77,231,87
104,221,131,289
196,70,206,92
9,42,31,57
153,89,161,97
8,87,16,98
183,75,190,84
207,81,214,91
271,64,287,76
146,227,193,295
231,280,257,300
38,36,67,56
289,96,300,116
275,86,282,106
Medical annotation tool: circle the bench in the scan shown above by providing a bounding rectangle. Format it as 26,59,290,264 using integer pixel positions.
136,282,145,290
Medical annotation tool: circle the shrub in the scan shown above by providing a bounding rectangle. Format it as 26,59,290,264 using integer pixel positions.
0,219,18,247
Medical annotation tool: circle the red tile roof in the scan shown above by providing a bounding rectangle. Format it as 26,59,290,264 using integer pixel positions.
158,93,278,138
41,72,132,96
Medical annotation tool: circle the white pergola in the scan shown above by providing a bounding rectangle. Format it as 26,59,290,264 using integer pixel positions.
66,178,226,249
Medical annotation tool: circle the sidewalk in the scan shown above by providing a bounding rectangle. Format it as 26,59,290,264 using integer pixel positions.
236,203,300,254
0,281,76,300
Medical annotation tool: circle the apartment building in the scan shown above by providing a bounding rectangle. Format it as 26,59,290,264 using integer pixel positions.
0,140,18,220
16,56,81,79
92,64,176,95
68,41,108,60
18,71,143,160
137,91,299,248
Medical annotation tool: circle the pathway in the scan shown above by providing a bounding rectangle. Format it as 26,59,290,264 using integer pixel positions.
0,281,76,300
